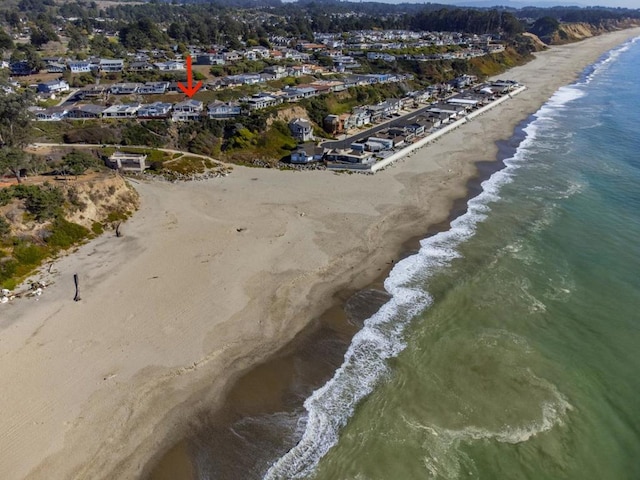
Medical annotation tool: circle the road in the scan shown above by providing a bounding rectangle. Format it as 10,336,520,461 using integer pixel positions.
321,101,445,150
29,143,232,167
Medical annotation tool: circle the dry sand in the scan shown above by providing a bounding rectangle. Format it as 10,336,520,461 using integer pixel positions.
1,27,639,480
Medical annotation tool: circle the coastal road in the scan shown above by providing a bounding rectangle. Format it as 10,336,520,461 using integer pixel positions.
321,100,448,150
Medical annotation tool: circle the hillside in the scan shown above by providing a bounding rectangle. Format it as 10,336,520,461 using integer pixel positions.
0,172,138,290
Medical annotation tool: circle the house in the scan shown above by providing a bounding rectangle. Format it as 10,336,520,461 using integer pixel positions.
243,94,280,111
366,52,396,62
66,104,105,119
154,60,185,71
128,61,155,72
350,108,372,128
137,102,173,119
109,83,142,95
452,74,477,89
427,103,466,118
102,103,141,118
172,99,203,121
37,79,70,94
196,53,225,66
222,74,263,87
79,85,107,98
68,61,91,73
139,81,170,95
223,51,242,62
324,114,350,135
99,58,124,72
263,65,286,79
290,143,325,163
289,118,314,142
107,151,148,172
10,61,38,76
207,101,242,119
283,87,317,102
33,106,68,121
367,136,394,150
405,122,426,137
46,62,67,73
325,148,374,166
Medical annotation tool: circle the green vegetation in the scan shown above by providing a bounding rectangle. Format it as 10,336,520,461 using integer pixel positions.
0,184,93,288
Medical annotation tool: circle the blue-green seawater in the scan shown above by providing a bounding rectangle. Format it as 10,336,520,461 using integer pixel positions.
265,38,640,480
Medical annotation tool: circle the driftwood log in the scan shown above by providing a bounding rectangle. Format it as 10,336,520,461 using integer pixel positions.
73,274,81,302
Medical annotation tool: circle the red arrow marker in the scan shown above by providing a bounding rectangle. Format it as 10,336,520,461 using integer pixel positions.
177,55,202,98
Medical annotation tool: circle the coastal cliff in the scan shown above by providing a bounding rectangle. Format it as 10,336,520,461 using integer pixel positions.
0,173,138,289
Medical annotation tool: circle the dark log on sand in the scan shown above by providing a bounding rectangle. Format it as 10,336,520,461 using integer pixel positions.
73,274,81,302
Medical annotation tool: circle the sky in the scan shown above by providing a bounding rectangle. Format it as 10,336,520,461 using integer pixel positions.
377,0,640,8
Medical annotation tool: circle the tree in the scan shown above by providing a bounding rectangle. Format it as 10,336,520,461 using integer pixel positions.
0,148,27,183
30,24,59,48
0,28,14,54
63,150,98,177
0,91,34,148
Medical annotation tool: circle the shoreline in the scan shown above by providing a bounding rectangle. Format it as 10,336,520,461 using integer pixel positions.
145,118,525,479
1,27,639,480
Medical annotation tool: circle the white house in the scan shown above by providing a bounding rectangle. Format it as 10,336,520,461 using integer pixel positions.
137,102,173,119
172,99,203,121
139,81,170,95
99,58,125,72
289,118,314,142
243,94,280,111
207,101,242,119
68,61,91,73
290,144,325,163
33,106,68,121
109,83,142,95
102,103,141,118
154,60,185,71
37,79,70,94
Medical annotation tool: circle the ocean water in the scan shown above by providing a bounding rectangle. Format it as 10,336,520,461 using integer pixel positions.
264,37,640,479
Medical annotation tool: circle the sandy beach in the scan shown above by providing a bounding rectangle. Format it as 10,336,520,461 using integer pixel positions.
1,27,639,480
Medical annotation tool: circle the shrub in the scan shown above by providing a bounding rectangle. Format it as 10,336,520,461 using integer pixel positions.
13,242,46,266
46,218,89,250
0,216,10,238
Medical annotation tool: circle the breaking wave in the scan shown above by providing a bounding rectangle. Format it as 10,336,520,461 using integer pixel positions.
262,44,620,479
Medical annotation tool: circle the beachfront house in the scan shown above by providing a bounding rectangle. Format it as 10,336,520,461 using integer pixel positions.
172,99,203,121
289,118,314,142
325,148,374,169
290,144,325,163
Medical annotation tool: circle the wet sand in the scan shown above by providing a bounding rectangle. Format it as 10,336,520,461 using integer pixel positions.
1,28,639,480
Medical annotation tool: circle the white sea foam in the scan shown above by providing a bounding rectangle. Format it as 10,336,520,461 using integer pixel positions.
582,35,640,84
261,43,625,479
